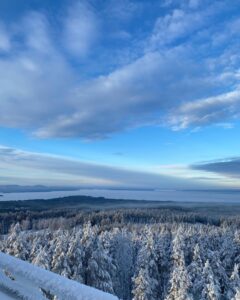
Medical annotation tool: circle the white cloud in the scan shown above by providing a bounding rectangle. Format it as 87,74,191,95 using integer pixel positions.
149,7,204,50
188,0,199,8
168,89,240,129
192,157,240,178
104,0,140,21
0,24,11,52
63,1,98,57
22,12,54,54
0,1,239,139
0,12,75,130
0,145,205,189
35,49,222,138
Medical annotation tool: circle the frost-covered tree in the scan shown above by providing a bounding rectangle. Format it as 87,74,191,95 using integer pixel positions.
201,260,221,300
133,268,155,300
165,230,193,300
66,229,84,283
220,234,236,271
80,222,115,294
81,222,98,284
51,231,71,277
188,243,204,299
132,230,159,300
109,230,134,300
87,239,115,294
156,232,172,298
227,264,240,300
208,249,229,296
5,223,29,260
32,245,50,270
232,289,240,300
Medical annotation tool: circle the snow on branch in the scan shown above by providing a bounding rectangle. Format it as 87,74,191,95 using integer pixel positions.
0,252,118,300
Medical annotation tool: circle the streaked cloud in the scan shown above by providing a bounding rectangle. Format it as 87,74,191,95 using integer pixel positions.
0,145,213,189
0,23,11,52
63,1,99,57
169,89,240,130
192,158,240,178
0,0,239,139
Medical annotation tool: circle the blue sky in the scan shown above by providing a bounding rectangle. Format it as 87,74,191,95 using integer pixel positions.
0,0,240,190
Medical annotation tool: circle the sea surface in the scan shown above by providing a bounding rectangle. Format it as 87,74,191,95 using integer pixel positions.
0,188,240,202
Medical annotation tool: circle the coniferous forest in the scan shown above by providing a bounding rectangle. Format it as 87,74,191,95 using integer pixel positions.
1,198,240,299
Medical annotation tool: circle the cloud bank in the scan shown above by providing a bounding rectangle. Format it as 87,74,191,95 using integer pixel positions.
0,145,209,189
192,158,240,178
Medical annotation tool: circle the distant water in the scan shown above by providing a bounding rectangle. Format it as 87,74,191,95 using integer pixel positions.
0,189,240,202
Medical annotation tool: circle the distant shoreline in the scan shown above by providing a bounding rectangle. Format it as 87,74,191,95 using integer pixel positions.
1,188,240,203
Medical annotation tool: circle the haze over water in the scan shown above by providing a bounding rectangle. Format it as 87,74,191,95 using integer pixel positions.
1,189,240,203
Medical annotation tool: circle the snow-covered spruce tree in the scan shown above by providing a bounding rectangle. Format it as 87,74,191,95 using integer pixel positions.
220,233,237,272
87,239,115,294
81,222,115,294
108,229,134,300
65,229,84,283
51,230,71,277
4,223,30,260
29,230,53,262
81,221,98,285
32,245,51,270
234,230,240,266
29,234,42,262
165,229,193,300
188,243,204,299
201,259,221,300
232,289,240,300
207,249,230,297
132,228,160,300
99,230,118,292
156,231,172,298
132,268,155,300
227,264,240,299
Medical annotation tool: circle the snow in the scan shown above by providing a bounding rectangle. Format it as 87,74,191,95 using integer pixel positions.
0,252,118,300
0,291,17,300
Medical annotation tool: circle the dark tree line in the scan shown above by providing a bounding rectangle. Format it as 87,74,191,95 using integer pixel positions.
1,206,238,234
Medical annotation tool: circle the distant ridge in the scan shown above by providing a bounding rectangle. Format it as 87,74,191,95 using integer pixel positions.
0,195,175,212
0,185,80,193
0,185,155,194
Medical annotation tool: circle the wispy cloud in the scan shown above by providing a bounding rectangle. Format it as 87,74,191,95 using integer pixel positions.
63,1,99,58
0,0,239,139
19,48,232,139
192,158,240,178
0,145,211,189
0,23,11,52
168,89,240,130
104,0,140,21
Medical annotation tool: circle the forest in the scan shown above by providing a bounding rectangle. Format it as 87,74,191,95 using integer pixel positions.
0,198,240,299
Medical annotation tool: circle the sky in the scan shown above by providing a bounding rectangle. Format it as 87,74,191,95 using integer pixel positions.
0,0,240,191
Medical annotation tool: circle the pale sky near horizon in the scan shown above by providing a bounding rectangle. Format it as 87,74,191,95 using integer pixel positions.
0,0,240,190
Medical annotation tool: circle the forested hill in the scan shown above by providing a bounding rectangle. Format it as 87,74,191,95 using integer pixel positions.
0,195,174,212
1,194,240,214
0,195,240,235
